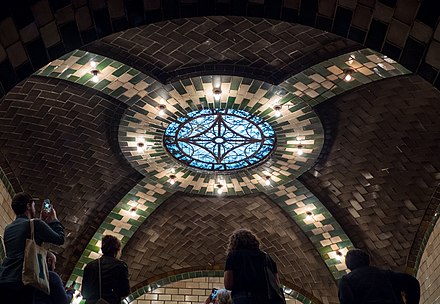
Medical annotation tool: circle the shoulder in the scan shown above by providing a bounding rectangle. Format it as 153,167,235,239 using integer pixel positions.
85,259,98,270
49,271,63,283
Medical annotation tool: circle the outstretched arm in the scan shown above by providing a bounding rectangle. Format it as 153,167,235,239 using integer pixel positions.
49,272,74,304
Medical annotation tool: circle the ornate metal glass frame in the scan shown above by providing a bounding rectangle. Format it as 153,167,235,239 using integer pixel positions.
163,109,276,171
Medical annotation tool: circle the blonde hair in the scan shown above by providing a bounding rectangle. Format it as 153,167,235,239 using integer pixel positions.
216,289,231,304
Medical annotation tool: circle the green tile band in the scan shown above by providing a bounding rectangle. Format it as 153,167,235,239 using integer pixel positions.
34,48,410,292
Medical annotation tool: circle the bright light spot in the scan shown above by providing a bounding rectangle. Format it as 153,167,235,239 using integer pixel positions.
92,75,99,83
265,177,271,186
297,146,304,156
344,74,352,82
217,186,223,194
90,60,97,68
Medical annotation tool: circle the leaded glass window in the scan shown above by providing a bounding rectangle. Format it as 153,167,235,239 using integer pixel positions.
163,109,276,171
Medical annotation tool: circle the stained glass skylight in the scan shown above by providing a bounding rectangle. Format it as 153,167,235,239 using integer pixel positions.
163,109,276,171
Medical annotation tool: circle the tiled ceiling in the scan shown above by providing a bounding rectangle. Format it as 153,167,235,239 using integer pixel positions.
0,0,439,96
0,1,439,304
124,193,338,303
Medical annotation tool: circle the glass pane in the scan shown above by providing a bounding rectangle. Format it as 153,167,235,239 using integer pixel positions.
163,109,276,171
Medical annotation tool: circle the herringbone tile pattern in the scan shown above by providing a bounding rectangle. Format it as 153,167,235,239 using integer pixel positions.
123,192,338,303
84,16,360,83
299,75,440,272
0,76,144,277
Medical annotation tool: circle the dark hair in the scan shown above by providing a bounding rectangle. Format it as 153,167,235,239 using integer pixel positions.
101,235,122,257
226,229,260,255
11,192,33,215
345,249,370,270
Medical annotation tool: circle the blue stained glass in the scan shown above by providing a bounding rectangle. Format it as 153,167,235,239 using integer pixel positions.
163,108,276,171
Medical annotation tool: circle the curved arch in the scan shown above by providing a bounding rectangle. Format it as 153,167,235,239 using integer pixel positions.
409,184,440,275
82,17,361,85
125,267,321,304
31,18,410,296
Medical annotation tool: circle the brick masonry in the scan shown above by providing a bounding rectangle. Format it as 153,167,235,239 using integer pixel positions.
418,210,440,304
122,193,336,303
0,1,439,96
0,76,144,276
299,75,440,273
130,276,303,304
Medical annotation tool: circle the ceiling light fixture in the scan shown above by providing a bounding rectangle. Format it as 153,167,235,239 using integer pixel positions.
137,142,145,153
343,69,354,82
297,144,304,156
158,104,166,116
348,55,355,65
213,88,222,101
91,70,99,83
169,174,176,185
273,105,282,117
305,211,313,220
130,206,137,215
216,184,223,194
90,60,97,68
265,176,271,186
336,251,344,261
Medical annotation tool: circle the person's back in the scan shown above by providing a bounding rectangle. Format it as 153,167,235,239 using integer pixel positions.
224,229,282,304
81,235,130,304
82,256,129,304
338,249,420,304
340,266,402,303
226,249,274,295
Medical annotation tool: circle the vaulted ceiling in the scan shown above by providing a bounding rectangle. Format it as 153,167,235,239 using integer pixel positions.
0,1,439,304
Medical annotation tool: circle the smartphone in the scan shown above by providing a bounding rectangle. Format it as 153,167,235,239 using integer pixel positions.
210,288,218,300
43,199,52,212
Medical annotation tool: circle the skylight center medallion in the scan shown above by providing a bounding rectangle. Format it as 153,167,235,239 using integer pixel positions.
163,109,276,171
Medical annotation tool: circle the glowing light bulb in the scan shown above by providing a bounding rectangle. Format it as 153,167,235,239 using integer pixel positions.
137,142,145,153
265,176,271,186
169,175,176,185
305,211,313,221
273,105,282,117
90,60,97,68
213,89,222,101
158,105,166,116
336,251,343,261
343,69,354,82
217,185,223,194
91,70,99,83
348,55,355,65
130,207,137,216
297,145,304,156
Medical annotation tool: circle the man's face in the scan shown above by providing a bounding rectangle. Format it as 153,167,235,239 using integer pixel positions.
48,254,56,271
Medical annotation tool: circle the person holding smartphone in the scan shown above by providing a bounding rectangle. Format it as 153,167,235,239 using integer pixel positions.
0,192,65,304
204,288,231,304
